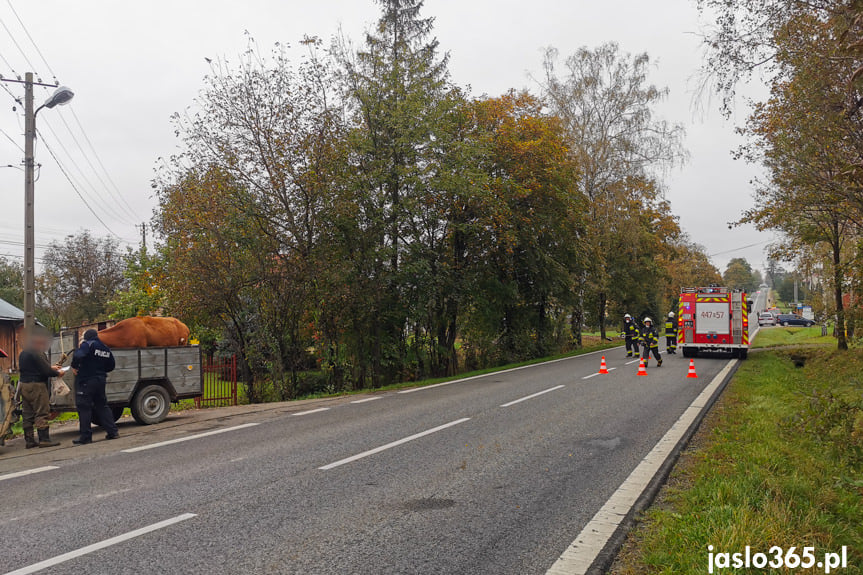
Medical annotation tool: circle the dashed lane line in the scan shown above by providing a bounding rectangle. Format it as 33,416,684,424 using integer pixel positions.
0,466,59,482
121,423,260,453
319,418,471,470
3,513,197,575
291,407,330,417
397,347,620,395
350,397,382,404
500,385,566,408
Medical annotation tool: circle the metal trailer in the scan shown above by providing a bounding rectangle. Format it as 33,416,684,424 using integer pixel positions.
678,286,752,359
48,332,202,425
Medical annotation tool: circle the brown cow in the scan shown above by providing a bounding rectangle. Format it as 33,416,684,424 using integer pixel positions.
96,317,190,349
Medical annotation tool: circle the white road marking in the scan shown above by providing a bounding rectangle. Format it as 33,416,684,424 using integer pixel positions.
0,466,59,483
625,359,639,365
320,418,471,470
500,385,566,407
291,407,330,416
397,347,619,394
121,423,260,453
3,513,196,575
582,373,599,380
350,397,381,404
547,359,738,575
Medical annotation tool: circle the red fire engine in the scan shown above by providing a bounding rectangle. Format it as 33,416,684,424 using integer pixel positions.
678,286,752,359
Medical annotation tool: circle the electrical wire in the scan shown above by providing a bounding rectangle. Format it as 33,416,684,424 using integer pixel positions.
0,13,39,78
65,106,139,218
36,128,119,237
54,108,139,221
5,0,55,82
709,241,769,258
39,117,137,226
0,124,21,151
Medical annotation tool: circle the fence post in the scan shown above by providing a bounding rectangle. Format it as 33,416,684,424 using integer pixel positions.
232,354,238,405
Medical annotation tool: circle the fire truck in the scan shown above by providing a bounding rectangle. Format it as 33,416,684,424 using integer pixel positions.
678,286,753,359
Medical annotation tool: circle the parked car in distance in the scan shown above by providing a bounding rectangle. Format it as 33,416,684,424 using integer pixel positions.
776,314,815,327
758,312,777,327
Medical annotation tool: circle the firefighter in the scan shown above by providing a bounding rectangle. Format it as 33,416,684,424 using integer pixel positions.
623,313,640,357
641,317,662,367
664,311,678,354
17,329,63,448
71,329,118,445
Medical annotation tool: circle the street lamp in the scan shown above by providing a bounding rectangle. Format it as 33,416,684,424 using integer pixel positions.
40,85,74,110
22,74,74,339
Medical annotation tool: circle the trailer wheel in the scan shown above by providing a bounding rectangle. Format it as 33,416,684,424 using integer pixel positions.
131,385,171,425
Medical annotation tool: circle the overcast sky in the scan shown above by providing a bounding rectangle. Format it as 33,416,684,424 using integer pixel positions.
0,0,773,274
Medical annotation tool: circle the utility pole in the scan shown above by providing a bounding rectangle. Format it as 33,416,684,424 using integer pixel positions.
23,72,36,340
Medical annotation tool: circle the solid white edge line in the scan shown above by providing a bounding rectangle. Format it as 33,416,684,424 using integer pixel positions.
397,346,620,394
546,359,739,575
319,418,471,470
0,466,59,482
121,423,260,453
350,397,382,404
500,385,566,408
292,407,330,416
3,513,197,575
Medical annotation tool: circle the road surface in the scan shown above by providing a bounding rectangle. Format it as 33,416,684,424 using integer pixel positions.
0,292,765,575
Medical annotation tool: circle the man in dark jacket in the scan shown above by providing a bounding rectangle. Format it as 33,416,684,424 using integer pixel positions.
71,329,118,444
18,329,63,448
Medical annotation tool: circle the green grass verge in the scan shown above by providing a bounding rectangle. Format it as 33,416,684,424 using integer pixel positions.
751,325,835,349
611,347,863,574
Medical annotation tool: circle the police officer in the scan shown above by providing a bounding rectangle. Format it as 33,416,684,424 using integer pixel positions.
17,329,63,448
664,311,678,354
641,317,663,367
623,313,640,357
71,329,118,444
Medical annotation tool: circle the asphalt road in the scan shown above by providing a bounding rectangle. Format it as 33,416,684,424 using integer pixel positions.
1,293,765,575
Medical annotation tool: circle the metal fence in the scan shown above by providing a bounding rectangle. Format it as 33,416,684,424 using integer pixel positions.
195,355,238,408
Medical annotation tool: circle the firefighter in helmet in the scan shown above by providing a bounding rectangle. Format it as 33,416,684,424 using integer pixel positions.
664,311,678,354
641,317,662,367
623,313,640,357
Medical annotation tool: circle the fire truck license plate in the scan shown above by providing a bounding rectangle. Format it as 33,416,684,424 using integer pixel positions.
696,302,731,334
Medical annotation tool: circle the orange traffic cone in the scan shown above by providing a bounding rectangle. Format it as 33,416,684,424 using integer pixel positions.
687,359,698,379
637,359,648,376
599,356,609,374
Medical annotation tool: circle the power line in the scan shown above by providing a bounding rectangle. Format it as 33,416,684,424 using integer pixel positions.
0,78,21,104
709,241,768,258
65,106,139,218
0,124,21,151
53,108,139,221
5,0,55,82
36,128,119,237
39,117,137,226
0,13,39,79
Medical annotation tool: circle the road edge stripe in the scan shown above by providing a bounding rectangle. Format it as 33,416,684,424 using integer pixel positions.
546,359,739,575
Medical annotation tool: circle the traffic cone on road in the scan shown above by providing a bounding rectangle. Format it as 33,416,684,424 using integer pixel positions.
687,359,698,379
599,356,609,374
637,359,648,376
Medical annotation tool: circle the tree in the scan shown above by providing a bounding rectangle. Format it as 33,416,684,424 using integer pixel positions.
0,257,23,308
542,42,687,341
109,246,167,319
38,232,126,329
334,0,463,384
723,258,758,291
